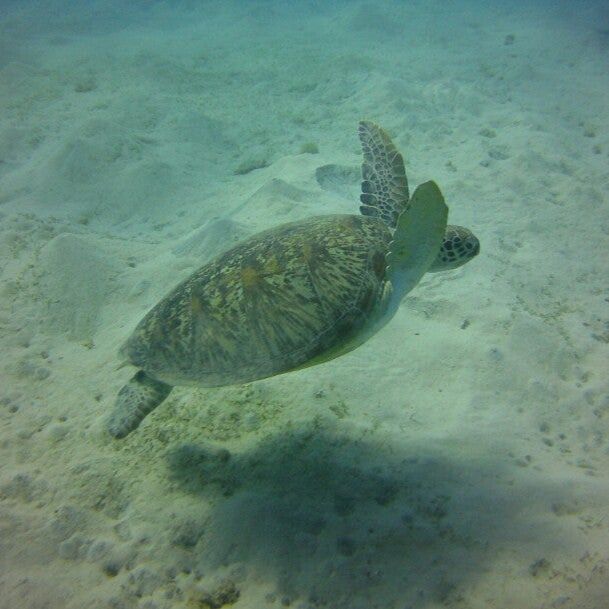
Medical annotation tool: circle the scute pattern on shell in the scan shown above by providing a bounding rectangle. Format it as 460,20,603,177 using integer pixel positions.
122,214,391,387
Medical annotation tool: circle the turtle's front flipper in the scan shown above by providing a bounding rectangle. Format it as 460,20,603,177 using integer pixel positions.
107,371,172,439
387,181,448,302
358,120,410,228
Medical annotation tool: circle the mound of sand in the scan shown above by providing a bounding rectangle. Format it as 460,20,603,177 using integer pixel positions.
35,232,118,341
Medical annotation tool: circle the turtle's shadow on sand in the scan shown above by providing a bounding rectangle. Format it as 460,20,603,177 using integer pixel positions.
166,426,562,608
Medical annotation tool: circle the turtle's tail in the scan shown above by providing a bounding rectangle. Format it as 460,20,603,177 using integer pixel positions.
107,370,172,439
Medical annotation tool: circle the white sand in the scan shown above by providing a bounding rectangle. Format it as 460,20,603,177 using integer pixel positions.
1,1,608,608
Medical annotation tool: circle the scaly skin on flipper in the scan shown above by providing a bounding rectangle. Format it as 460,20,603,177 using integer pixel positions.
358,120,409,228
107,371,172,439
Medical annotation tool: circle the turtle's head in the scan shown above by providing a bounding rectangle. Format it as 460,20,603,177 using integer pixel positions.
428,225,480,272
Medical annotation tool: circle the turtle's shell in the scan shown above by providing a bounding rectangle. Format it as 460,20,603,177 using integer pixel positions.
122,214,391,387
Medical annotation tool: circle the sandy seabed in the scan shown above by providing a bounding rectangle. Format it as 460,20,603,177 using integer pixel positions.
1,1,609,608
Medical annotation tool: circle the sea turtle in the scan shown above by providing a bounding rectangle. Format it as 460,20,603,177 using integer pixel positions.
107,121,479,438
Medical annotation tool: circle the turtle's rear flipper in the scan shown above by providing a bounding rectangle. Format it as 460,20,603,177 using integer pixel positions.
107,371,172,439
